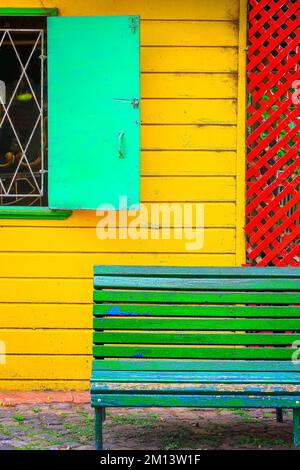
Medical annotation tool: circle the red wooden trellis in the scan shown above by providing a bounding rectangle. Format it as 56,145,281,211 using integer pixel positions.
246,0,300,266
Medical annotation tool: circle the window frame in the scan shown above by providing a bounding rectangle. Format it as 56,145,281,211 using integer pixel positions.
0,7,71,219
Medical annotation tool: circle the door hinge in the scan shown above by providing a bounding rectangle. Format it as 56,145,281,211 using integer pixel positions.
129,16,139,33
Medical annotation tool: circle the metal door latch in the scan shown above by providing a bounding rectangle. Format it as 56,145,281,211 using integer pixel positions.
118,131,125,158
129,17,139,33
114,97,139,109
131,98,139,109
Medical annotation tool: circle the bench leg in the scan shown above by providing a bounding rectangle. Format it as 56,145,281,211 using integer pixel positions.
95,407,104,450
276,408,283,423
293,409,300,448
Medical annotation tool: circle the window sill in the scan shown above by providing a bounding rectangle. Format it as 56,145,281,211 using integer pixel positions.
0,8,58,16
0,207,72,220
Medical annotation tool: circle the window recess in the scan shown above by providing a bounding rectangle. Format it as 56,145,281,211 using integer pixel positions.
0,16,47,207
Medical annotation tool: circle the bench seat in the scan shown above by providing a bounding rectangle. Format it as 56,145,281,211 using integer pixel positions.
91,266,300,450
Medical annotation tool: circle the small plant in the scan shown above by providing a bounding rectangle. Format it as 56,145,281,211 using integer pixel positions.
228,408,250,417
164,440,179,450
238,435,288,448
109,412,159,427
13,414,25,422
16,425,29,432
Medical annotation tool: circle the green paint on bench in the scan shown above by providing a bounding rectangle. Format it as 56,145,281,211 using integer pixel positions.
94,332,300,345
91,266,300,450
94,304,300,317
93,345,297,360
94,317,300,330
94,290,300,304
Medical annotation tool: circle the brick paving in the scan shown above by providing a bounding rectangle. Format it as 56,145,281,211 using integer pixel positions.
0,401,298,450
0,391,89,407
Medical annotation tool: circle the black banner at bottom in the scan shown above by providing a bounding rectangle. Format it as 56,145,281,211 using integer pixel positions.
0,449,297,466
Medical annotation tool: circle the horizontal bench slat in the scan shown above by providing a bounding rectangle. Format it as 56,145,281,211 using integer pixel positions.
91,393,300,407
91,371,300,384
94,304,300,317
92,359,300,372
93,345,298,360
94,276,300,291
93,332,300,345
94,290,300,304
94,266,300,278
91,384,300,395
94,317,300,330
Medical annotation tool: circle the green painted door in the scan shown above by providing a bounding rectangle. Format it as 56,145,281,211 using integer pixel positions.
47,16,140,209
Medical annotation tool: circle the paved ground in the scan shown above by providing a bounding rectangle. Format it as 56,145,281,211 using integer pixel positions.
0,404,298,450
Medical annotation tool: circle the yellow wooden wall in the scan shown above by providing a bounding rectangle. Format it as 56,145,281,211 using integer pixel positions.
0,0,246,389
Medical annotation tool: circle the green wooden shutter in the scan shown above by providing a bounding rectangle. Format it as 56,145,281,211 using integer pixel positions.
47,16,140,209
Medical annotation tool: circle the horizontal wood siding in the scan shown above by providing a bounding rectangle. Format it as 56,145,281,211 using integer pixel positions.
0,0,242,390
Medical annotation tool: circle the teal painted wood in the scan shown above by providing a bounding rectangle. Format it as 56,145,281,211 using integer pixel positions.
94,265,300,277
91,383,300,395
48,16,140,210
95,408,103,451
92,360,300,372
94,275,300,290
91,394,300,408
94,290,300,304
90,371,300,384
294,409,300,447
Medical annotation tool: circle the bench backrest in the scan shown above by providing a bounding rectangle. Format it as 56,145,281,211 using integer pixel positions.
93,266,300,366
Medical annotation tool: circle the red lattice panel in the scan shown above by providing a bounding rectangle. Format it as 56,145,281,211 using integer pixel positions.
246,0,300,266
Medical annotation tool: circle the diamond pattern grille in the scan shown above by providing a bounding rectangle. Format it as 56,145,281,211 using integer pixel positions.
0,29,46,206
246,0,300,266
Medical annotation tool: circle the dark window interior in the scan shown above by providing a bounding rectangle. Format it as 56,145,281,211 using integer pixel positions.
0,16,47,206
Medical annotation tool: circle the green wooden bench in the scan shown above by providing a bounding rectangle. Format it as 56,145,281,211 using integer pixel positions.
91,266,300,450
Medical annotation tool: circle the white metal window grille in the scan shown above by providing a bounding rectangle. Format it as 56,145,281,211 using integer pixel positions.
0,28,46,206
